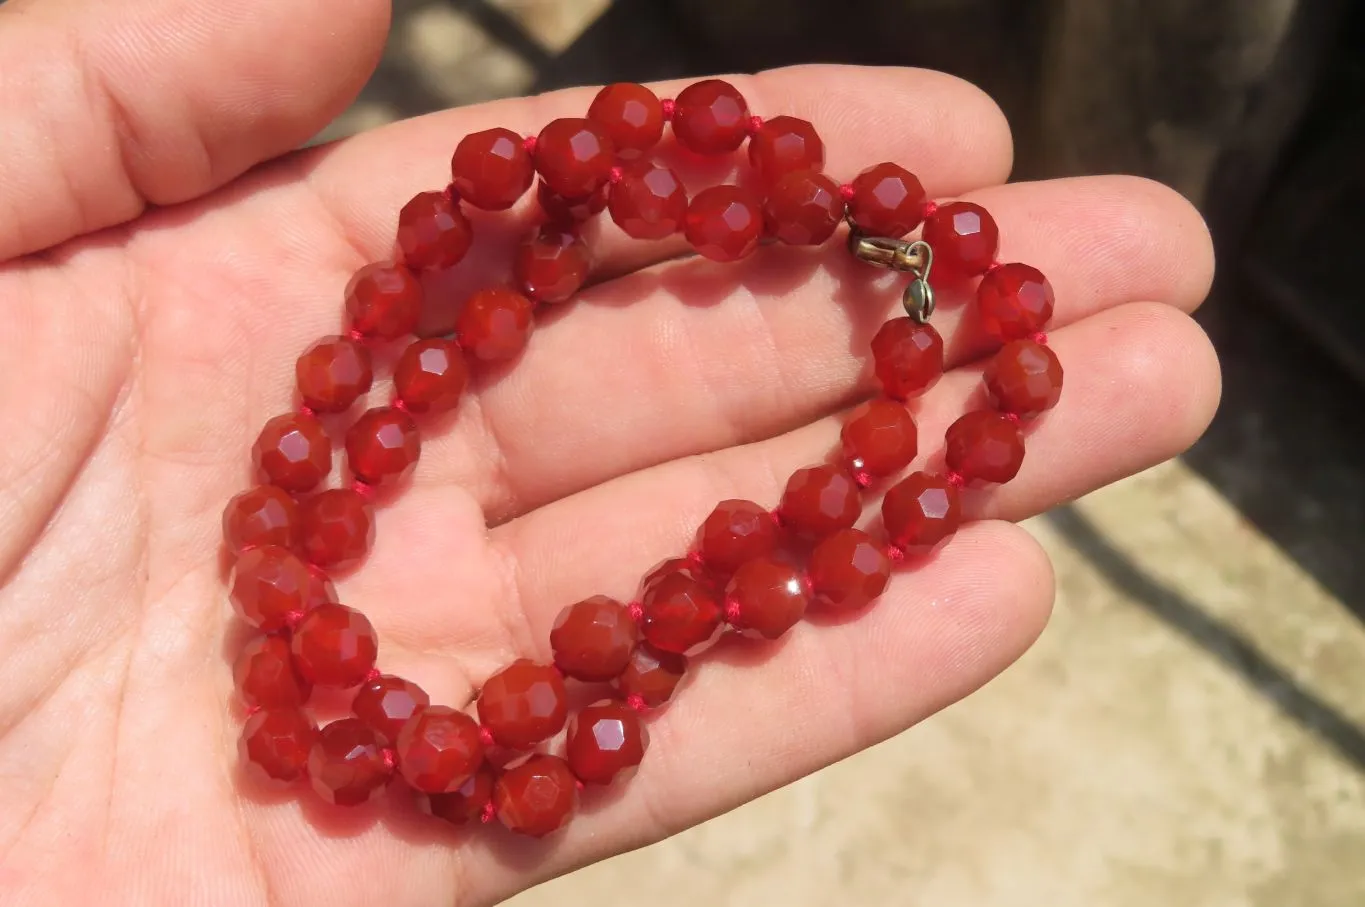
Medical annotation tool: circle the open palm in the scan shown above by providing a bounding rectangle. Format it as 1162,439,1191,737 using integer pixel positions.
0,1,1220,905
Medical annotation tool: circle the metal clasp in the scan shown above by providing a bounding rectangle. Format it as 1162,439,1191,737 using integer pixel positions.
848,234,936,324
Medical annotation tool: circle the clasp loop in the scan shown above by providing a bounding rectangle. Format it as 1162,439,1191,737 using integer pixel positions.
848,233,936,323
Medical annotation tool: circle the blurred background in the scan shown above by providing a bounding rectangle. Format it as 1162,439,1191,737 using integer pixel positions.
324,1,1365,904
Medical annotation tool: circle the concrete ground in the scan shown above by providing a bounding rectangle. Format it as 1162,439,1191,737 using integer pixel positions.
328,2,1365,903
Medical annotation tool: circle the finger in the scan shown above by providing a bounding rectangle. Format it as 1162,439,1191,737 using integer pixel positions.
0,0,389,260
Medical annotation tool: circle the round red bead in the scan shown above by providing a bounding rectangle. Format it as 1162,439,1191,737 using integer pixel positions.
345,407,420,485
695,499,779,575
534,118,615,200
565,700,648,784
494,754,578,837
229,544,315,632
296,336,372,414
882,471,962,551
222,485,297,553
351,674,430,745
748,115,824,184
808,528,891,612
977,263,1055,341
944,410,1025,484
345,261,423,340
240,708,317,784
870,318,944,400
515,227,589,304
640,556,713,599
588,82,665,157
847,163,927,237
428,765,495,825
764,170,842,245
476,659,568,750
639,570,723,656
922,201,999,276
252,412,331,493
234,634,312,709
779,465,861,539
396,705,485,794
394,337,468,414
537,180,608,224
684,185,763,261
451,126,535,210
672,79,750,154
840,397,918,477
455,287,534,362
397,190,472,271
308,717,393,806
608,162,687,239
297,488,374,568
612,643,686,708
550,595,639,682
725,555,810,640
984,339,1063,416
290,603,379,688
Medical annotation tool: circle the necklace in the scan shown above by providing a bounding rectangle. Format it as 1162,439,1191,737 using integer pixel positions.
223,77,1061,837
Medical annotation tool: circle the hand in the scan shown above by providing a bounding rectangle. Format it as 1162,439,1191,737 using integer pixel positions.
0,0,1219,904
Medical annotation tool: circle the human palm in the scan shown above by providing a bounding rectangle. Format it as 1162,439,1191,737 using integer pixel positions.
0,1,1219,905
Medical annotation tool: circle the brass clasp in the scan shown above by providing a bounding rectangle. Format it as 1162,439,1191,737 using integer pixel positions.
847,233,936,324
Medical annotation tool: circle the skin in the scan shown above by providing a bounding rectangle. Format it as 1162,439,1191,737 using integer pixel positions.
0,0,1221,904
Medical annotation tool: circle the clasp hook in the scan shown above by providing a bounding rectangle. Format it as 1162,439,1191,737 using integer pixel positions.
847,233,936,324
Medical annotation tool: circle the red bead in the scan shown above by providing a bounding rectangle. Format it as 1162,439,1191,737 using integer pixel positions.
847,163,926,237
764,170,842,245
229,544,315,631
840,398,918,477
608,162,687,239
808,528,891,612
640,570,723,655
565,700,648,784
451,127,535,211
428,765,495,825
641,556,713,597
944,410,1025,485
455,287,534,362
295,336,372,414
494,754,577,837
748,115,824,184
977,263,1055,341
345,407,420,485
696,499,779,575
779,465,860,539
922,201,999,276
684,185,763,261
882,471,962,551
297,488,374,568
672,79,750,154
290,603,379,688
537,180,608,224
534,118,615,200
240,708,317,784
550,595,639,682
870,318,944,400
234,634,312,709
515,227,589,304
308,717,393,806
252,412,331,493
612,643,686,708
396,705,485,794
345,262,423,340
351,674,430,745
394,337,468,414
222,485,297,553
476,659,568,750
304,568,339,611
397,190,472,271
984,339,1063,417
724,555,810,640
588,82,665,157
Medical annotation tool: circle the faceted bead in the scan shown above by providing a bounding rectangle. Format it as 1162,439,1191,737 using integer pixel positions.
748,116,824,184
308,717,393,807
295,336,372,414
534,118,615,200
696,499,779,575
394,338,468,415
290,603,379,688
351,674,430,745
840,397,918,478
977,263,1055,342
240,708,317,784
944,410,1026,485
847,163,926,237
345,261,423,340
565,700,648,784
984,339,1063,417
640,570,723,655
222,485,297,553
641,556,712,597
684,185,763,262
537,180,607,225
671,79,750,155
234,634,311,709
922,201,999,276
882,471,962,551
612,643,686,707
476,659,568,750
587,82,664,157
550,595,639,682
428,764,495,825
870,318,944,400
779,465,861,539
229,544,315,631
494,754,578,837
455,287,534,363
808,528,891,612
345,407,420,486
303,568,339,611
398,190,472,272
252,412,331,493
450,126,535,211
608,162,687,239
297,488,374,568
515,228,589,304
724,555,810,640
396,705,485,793
764,170,842,245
